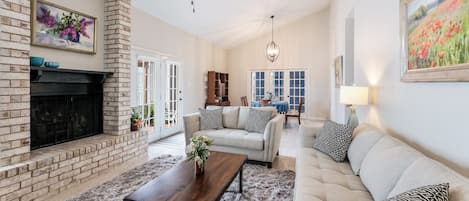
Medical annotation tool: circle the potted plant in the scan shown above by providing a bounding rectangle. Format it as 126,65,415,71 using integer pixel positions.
186,136,214,175
130,109,142,131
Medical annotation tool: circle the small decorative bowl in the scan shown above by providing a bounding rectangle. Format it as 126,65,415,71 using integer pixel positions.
44,62,60,68
30,56,44,67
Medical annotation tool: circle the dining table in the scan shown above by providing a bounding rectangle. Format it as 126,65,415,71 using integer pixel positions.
251,101,289,114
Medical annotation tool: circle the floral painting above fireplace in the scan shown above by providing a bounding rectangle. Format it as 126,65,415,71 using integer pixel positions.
31,0,96,54
401,0,469,82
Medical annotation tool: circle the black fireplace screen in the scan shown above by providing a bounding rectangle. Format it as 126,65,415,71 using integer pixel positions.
31,93,103,149
29,67,109,150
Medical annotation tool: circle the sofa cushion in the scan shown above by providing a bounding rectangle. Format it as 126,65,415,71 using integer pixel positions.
237,106,277,129
222,107,239,128
386,183,450,201
198,108,223,130
237,107,250,129
313,121,353,162
245,109,272,133
295,147,373,201
193,129,264,150
348,124,385,175
360,136,424,201
387,157,469,200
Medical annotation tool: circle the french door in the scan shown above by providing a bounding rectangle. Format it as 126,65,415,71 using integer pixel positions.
133,56,183,141
250,69,306,113
162,61,182,136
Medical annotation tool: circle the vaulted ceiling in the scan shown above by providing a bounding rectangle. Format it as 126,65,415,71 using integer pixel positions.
133,0,330,49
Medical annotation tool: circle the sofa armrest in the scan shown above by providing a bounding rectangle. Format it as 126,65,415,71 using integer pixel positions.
263,114,284,161
183,113,200,146
299,124,322,148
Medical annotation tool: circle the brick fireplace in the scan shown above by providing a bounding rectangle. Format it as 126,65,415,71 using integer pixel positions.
0,0,148,200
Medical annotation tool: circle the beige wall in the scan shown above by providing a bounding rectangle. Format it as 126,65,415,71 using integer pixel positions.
227,9,330,119
131,7,227,115
330,0,469,176
30,0,104,71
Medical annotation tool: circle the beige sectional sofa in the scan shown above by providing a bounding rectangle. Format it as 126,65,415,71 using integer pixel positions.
295,124,469,201
183,106,284,167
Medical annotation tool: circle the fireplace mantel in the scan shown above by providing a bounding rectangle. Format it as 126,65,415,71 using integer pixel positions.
30,66,113,84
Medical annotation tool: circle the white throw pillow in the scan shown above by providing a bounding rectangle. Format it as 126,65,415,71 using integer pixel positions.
359,136,423,201
348,124,385,175
387,157,469,200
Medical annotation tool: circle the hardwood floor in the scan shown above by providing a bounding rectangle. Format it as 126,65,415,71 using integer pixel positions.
48,119,317,200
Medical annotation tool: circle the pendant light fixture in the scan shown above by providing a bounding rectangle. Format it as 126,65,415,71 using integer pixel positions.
190,0,196,13
266,15,279,63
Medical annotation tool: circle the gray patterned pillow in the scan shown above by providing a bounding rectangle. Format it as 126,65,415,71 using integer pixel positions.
385,183,449,201
245,109,272,133
198,108,223,130
313,120,353,162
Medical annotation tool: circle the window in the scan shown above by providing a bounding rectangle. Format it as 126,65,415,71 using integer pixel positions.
250,69,306,113
251,72,265,101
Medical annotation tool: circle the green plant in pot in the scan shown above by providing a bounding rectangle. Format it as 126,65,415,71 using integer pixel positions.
186,136,213,175
130,109,142,132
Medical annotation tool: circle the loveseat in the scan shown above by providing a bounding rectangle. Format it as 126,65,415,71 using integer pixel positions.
295,123,469,201
183,106,284,167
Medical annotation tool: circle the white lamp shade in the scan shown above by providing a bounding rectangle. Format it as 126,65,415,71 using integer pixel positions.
340,86,369,105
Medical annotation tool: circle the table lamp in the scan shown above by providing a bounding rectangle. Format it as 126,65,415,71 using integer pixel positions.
340,86,369,129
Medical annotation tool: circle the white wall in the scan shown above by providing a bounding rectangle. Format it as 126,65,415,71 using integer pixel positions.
227,9,330,120
30,0,104,71
330,0,469,176
131,7,227,116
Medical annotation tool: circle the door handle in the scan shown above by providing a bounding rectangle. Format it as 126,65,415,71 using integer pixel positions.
179,98,183,101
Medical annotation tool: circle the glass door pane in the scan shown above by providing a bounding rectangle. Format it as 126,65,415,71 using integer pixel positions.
288,71,305,112
134,59,158,129
272,71,285,101
163,62,180,133
251,72,265,101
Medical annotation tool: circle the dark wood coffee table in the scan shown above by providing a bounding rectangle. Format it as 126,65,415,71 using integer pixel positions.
124,151,248,201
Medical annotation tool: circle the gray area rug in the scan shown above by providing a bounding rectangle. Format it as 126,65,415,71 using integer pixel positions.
68,155,295,201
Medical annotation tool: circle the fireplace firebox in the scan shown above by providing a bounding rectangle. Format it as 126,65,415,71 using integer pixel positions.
30,67,112,150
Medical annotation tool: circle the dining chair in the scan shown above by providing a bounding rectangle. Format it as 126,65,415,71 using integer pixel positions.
285,98,303,125
240,96,249,106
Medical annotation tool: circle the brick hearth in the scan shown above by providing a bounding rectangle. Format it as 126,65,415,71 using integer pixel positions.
0,132,147,201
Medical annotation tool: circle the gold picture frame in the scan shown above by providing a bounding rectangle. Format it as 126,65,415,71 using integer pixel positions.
400,0,469,82
31,0,97,54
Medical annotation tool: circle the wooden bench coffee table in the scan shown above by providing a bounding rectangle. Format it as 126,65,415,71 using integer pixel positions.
124,151,247,201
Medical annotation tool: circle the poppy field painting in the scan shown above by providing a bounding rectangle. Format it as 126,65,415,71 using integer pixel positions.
31,0,96,54
401,0,469,82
